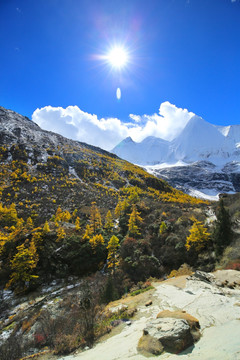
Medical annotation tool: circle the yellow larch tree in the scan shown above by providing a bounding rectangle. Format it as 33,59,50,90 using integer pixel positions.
0,202,18,226
56,227,66,242
75,216,81,231
6,240,39,292
185,220,210,252
55,206,62,226
114,198,129,219
54,206,72,227
83,224,94,241
43,221,50,234
107,235,120,274
89,202,102,234
61,210,71,222
104,210,114,233
114,200,122,218
128,204,143,237
89,234,104,251
26,217,34,230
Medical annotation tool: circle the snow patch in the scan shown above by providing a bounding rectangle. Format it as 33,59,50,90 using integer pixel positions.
188,189,219,201
69,166,83,182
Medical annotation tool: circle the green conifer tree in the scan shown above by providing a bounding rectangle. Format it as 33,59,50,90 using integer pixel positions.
159,221,167,235
213,199,232,255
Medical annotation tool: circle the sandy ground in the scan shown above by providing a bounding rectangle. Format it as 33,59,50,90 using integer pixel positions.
55,271,240,360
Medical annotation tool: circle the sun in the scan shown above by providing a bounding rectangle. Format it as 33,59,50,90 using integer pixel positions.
107,46,128,69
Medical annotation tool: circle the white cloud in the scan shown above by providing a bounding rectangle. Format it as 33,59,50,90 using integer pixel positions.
32,102,195,151
32,106,129,150
129,114,141,123
128,101,194,142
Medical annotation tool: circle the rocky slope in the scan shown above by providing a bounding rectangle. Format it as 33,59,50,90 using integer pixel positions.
112,116,240,198
145,160,240,200
56,270,240,360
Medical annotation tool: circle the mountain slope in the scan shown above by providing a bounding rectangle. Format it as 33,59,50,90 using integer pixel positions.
1,106,239,360
170,115,232,162
0,105,210,290
0,106,176,223
112,136,170,165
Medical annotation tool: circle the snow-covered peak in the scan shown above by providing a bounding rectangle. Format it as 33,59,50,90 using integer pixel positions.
112,114,240,166
112,136,170,165
140,136,169,146
216,124,240,145
225,125,240,144
121,136,134,143
170,115,229,162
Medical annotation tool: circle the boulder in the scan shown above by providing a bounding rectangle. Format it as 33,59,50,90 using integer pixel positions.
137,334,164,355
138,317,194,354
145,300,152,307
157,310,200,329
157,310,201,342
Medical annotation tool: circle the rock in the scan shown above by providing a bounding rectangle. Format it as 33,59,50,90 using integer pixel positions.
157,309,200,329
145,300,152,307
126,308,137,317
137,334,164,355
214,270,240,288
191,271,215,284
108,304,128,314
138,317,195,355
156,310,201,342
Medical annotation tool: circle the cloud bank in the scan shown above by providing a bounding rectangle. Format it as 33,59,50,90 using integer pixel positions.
32,102,195,151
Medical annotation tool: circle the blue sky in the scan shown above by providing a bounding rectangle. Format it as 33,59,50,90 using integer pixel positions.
0,0,240,149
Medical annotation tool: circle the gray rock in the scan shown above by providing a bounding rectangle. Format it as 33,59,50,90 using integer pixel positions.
191,271,216,284
138,317,195,354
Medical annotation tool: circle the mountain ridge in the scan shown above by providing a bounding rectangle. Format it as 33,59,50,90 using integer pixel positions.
112,115,240,165
112,115,240,198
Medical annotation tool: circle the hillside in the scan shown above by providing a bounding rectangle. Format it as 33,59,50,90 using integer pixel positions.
0,106,239,359
0,106,177,222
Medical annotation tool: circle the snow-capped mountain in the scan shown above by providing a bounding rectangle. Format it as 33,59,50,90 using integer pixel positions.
113,136,170,165
169,116,236,162
112,115,240,199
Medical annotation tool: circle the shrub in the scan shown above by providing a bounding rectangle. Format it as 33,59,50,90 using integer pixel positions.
167,263,193,278
130,285,154,296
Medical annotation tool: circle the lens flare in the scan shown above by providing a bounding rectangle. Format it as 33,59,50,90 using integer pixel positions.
116,87,121,100
107,46,128,69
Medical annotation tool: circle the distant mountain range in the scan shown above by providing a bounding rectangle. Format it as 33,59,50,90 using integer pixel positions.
112,116,240,199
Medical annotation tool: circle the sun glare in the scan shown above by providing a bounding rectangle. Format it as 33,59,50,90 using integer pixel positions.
107,46,128,69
